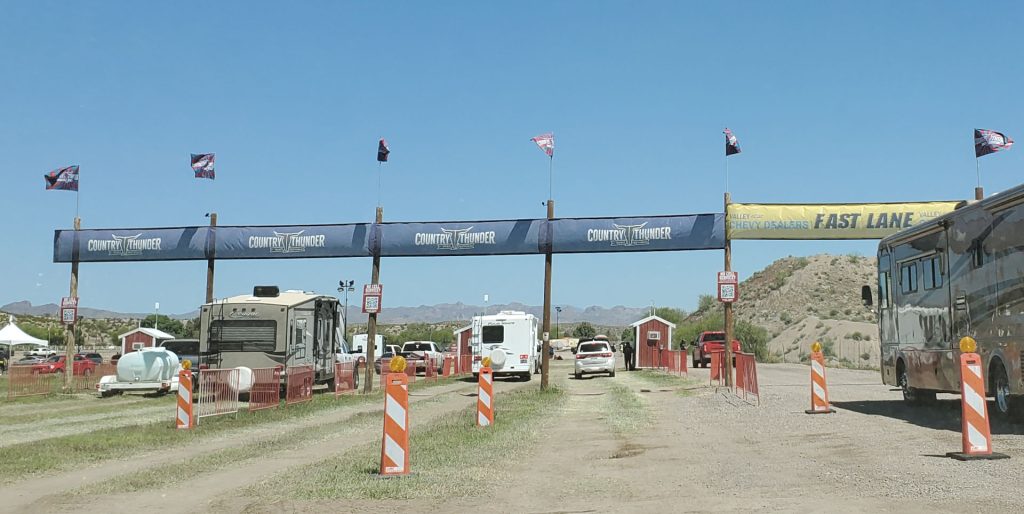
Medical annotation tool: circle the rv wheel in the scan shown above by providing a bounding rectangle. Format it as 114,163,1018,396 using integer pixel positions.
898,363,935,404
991,362,1012,418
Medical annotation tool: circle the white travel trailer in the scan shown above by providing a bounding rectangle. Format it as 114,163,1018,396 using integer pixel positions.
199,286,340,386
471,311,541,380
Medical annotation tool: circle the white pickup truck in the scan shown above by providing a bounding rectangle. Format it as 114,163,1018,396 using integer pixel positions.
399,341,445,374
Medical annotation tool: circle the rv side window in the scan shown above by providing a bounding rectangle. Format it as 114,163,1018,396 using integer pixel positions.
972,242,990,268
900,262,918,294
878,271,890,308
923,255,943,290
482,326,504,344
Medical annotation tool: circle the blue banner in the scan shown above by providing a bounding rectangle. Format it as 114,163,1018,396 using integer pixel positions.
378,219,544,257
551,214,724,253
215,224,371,259
53,214,724,262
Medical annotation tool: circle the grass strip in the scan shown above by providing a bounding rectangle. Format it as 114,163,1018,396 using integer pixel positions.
0,376,459,484
0,396,172,426
603,383,652,434
249,386,566,500
78,389,458,495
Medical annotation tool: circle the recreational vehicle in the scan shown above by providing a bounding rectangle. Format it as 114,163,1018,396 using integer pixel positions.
471,311,541,380
870,186,1023,418
199,286,340,386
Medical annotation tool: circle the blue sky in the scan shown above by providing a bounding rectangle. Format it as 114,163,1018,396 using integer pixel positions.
2,2,1022,315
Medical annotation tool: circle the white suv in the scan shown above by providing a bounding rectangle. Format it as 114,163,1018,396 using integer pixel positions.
574,341,615,379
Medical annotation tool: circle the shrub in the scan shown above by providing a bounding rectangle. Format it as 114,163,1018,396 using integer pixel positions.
860,352,871,361
780,312,792,325
815,321,824,329
850,332,864,341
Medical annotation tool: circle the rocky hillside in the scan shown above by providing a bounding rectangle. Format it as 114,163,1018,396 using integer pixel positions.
734,254,880,368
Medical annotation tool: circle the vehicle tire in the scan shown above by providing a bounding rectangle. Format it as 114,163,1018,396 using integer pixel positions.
574,371,582,380
692,354,698,369
521,372,532,382
609,370,616,378
990,361,1014,419
898,362,935,404
100,391,116,398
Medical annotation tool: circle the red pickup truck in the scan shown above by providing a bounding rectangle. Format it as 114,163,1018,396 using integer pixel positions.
691,331,740,368
29,354,98,376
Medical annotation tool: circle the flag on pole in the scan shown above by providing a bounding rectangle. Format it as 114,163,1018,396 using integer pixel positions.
724,128,741,156
975,129,1014,158
377,139,390,162
43,165,79,191
191,153,216,179
530,133,555,157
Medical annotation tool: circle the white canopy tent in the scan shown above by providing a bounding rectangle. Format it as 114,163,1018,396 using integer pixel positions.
0,323,48,351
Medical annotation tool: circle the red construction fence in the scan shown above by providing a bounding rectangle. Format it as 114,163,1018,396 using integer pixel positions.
285,365,314,406
5,362,118,400
734,351,760,404
333,361,357,395
196,368,241,422
248,367,282,411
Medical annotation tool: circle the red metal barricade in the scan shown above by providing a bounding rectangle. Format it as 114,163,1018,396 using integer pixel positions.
442,354,455,377
424,356,438,381
196,368,241,422
460,355,472,375
73,363,116,393
735,352,760,404
404,361,417,383
249,367,282,411
6,365,55,399
709,350,726,386
379,358,391,389
285,365,314,405
333,361,357,396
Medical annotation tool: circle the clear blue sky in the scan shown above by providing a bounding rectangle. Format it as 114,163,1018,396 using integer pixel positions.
2,2,1021,315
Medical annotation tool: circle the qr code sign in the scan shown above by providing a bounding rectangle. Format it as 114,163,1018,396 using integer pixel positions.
62,308,76,324
363,296,380,313
719,284,736,302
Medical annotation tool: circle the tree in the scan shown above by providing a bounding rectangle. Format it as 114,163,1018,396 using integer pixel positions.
620,327,634,343
697,294,716,313
653,307,686,325
141,315,186,338
572,322,596,339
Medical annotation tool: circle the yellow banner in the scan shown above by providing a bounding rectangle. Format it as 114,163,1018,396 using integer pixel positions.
728,201,963,240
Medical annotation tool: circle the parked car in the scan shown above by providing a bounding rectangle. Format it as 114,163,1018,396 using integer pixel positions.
573,340,616,379
691,331,741,368
160,339,199,367
25,347,56,358
374,345,403,374
29,354,98,375
399,341,445,374
80,352,104,365
13,355,45,366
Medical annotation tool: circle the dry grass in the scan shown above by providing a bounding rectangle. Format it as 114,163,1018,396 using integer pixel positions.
248,386,566,500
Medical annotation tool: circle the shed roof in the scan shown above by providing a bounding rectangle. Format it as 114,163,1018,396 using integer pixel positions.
629,315,677,328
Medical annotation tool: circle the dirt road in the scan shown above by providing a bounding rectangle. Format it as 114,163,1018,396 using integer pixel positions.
8,358,1024,513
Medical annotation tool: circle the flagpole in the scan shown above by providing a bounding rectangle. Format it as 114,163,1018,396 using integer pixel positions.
725,154,730,194
548,155,553,200
377,161,382,209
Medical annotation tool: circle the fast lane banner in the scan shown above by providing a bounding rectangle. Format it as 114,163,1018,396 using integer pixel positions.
728,202,963,240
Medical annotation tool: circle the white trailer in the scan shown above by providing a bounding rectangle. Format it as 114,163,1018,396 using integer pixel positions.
471,311,541,380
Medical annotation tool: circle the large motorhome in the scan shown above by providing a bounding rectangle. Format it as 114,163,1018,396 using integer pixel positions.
471,311,541,380
871,186,1023,418
199,286,340,386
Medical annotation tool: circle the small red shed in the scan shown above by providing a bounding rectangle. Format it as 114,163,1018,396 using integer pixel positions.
630,315,676,368
118,327,175,355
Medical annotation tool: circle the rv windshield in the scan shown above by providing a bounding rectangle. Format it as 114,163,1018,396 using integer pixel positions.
482,326,504,344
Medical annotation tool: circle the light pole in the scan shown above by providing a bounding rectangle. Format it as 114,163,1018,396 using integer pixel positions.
338,280,355,331
555,306,562,339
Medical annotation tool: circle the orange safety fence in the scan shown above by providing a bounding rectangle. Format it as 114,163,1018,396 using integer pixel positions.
379,357,392,389
659,350,687,376
5,365,56,399
73,363,117,393
285,365,314,405
334,361,357,395
249,367,282,411
442,354,455,377
734,352,759,405
709,350,726,386
424,356,438,381
196,368,241,422
404,361,417,383
459,355,473,375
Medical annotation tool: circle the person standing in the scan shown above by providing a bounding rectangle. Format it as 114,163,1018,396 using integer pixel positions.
621,340,635,371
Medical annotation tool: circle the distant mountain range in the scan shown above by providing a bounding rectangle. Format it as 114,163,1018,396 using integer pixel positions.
1,300,657,327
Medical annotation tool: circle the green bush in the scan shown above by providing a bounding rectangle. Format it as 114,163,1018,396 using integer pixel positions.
860,352,871,361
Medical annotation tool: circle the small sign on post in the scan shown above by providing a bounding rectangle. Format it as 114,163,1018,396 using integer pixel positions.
362,284,383,314
717,271,738,303
60,297,79,325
